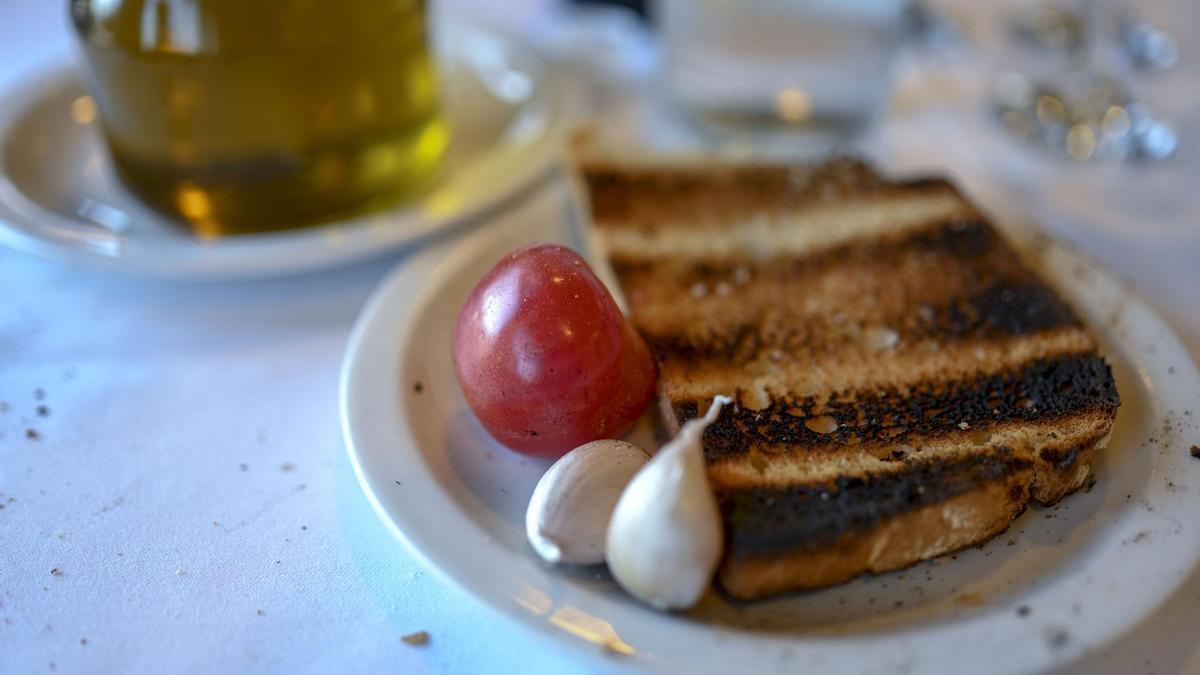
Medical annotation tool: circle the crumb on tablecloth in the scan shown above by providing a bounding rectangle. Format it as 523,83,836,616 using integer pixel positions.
401,631,430,646
1045,626,1070,649
954,592,985,607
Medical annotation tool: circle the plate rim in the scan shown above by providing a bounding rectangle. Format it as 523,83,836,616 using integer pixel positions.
340,208,1200,674
0,24,567,280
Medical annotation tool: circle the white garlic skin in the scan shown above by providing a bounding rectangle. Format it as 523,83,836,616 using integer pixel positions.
605,396,731,610
525,440,651,565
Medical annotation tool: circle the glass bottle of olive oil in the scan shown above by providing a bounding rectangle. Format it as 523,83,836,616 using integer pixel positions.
70,0,448,236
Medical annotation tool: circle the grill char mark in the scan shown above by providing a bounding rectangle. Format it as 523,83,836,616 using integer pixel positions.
619,220,1083,365
586,159,893,226
938,281,1079,339
645,278,1078,365
721,448,1032,555
675,353,1119,461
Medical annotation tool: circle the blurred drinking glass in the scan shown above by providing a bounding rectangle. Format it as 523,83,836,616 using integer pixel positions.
70,0,448,236
658,0,905,149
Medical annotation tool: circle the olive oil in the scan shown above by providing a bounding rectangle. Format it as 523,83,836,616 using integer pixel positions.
71,0,448,236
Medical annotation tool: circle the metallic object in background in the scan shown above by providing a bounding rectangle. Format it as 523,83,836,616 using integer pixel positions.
1119,12,1180,71
997,1,1180,163
1010,1,1179,71
992,71,1177,163
1011,2,1087,54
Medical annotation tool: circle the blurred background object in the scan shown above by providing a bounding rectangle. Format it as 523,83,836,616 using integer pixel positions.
1011,0,1179,71
657,0,907,152
997,0,1180,163
71,0,447,236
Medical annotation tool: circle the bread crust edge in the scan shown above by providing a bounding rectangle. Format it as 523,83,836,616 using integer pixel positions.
717,431,1111,600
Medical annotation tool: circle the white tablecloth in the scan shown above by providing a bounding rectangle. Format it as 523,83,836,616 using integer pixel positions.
2,1,1198,673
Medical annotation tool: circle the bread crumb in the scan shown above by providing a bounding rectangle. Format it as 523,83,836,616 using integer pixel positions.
860,327,899,352
871,444,912,461
1083,474,1098,492
747,449,768,474
1125,531,1150,544
1045,626,1070,648
804,415,838,434
742,381,772,411
401,631,429,646
954,592,985,607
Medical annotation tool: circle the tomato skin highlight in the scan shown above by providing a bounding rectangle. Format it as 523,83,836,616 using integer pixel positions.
452,243,658,457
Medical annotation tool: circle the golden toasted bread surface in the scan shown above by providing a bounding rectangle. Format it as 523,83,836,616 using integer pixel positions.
583,159,1120,599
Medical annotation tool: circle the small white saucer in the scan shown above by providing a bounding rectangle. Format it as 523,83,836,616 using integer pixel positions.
0,25,565,280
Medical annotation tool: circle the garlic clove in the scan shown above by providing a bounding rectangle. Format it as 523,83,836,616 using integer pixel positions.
525,439,651,565
606,395,731,610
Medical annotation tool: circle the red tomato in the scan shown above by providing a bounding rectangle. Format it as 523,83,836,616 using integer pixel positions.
453,243,657,457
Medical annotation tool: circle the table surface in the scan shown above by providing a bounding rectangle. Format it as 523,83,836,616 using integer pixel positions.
2,1,1198,674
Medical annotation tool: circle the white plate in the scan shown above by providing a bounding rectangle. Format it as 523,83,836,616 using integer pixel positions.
0,25,564,280
340,196,1200,674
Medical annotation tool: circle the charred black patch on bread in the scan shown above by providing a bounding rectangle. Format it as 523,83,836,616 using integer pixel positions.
621,219,1083,365
641,278,1080,364
721,448,1033,555
1039,445,1081,471
678,352,1119,460
933,279,1080,339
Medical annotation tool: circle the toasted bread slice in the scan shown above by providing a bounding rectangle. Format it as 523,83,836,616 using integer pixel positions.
581,158,1120,600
